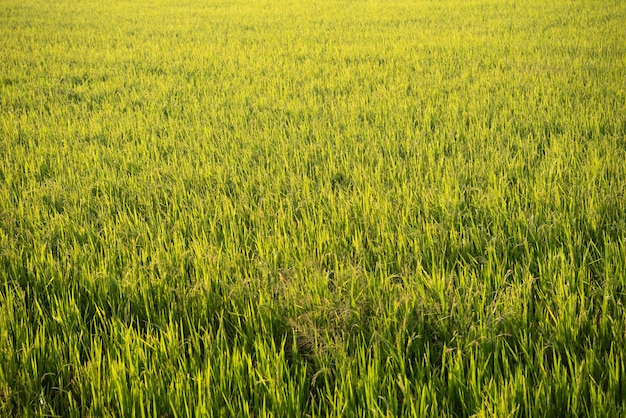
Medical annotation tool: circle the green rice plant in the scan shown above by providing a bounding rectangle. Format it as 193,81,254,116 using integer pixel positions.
1,0,625,415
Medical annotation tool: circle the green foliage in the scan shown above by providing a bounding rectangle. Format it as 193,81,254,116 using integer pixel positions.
1,0,625,415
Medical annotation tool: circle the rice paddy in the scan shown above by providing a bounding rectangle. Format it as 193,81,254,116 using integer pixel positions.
1,0,625,415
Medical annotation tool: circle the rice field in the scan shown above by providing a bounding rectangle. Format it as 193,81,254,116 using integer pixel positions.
1,0,626,416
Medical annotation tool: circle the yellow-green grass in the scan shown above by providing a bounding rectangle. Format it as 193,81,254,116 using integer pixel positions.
1,0,625,415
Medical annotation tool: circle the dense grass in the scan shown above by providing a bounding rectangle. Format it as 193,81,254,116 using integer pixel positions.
1,0,626,415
